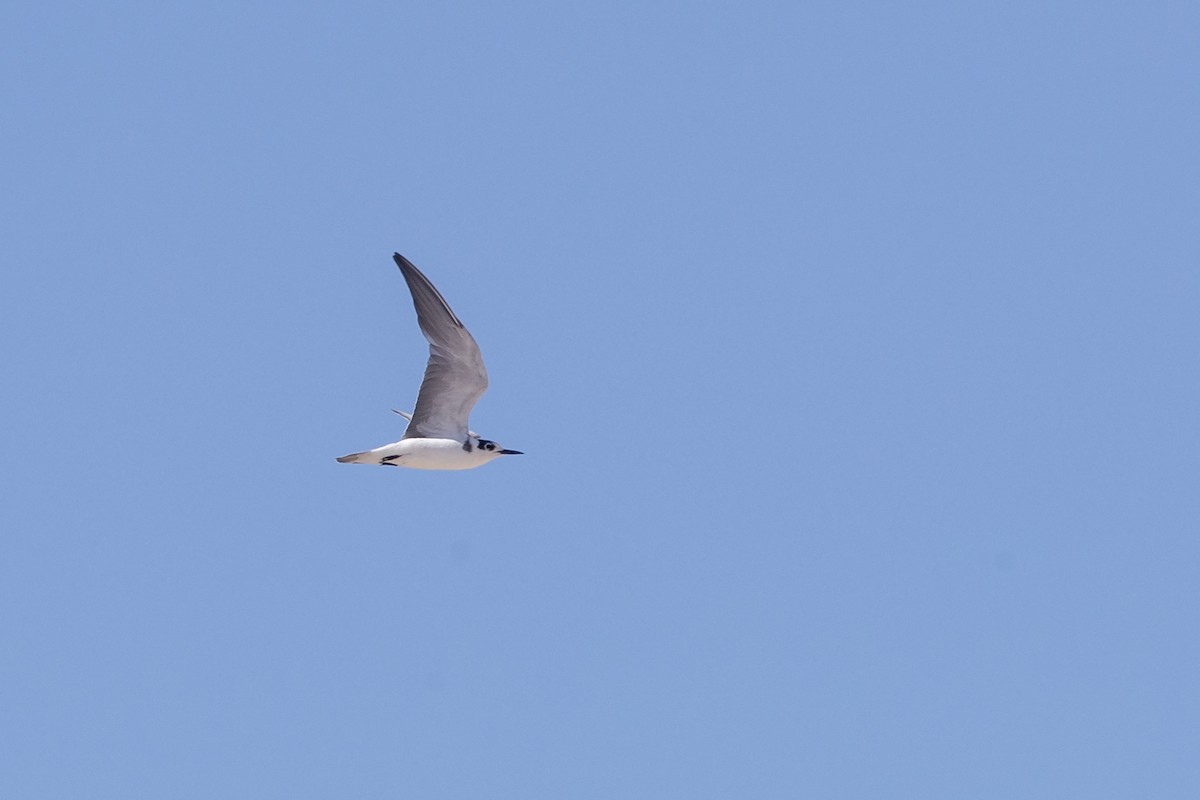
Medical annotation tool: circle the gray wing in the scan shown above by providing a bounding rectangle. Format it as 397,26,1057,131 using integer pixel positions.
393,253,488,440
393,409,478,440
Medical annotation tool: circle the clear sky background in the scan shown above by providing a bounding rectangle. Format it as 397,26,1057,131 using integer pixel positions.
3,2,1198,797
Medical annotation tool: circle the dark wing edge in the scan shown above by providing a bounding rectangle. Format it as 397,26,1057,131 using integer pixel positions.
393,252,466,340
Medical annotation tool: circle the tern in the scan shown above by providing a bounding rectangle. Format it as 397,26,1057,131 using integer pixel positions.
336,253,522,470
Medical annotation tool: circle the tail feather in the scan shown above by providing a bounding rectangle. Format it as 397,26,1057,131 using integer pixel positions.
336,451,369,464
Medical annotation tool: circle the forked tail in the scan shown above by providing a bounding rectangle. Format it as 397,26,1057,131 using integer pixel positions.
335,451,370,464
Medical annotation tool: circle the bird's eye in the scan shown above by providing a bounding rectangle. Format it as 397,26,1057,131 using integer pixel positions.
484,443,495,451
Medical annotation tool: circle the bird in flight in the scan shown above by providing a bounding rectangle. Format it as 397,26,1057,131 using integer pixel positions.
336,253,522,470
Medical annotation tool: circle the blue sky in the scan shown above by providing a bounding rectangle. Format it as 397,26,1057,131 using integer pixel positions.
3,2,1198,797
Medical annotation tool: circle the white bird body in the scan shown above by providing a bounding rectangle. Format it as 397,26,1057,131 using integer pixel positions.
336,436,505,471
336,253,522,471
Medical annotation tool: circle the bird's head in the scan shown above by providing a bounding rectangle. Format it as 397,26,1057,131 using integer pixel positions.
475,437,523,458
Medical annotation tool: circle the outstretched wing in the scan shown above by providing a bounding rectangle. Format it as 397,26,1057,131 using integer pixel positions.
393,253,488,441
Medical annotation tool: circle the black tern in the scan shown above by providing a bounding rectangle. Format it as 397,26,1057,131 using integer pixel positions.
336,253,522,470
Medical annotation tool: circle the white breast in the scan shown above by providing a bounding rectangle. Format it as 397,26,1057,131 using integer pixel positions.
379,437,493,471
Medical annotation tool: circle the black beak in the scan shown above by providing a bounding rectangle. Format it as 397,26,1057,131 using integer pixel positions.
500,449,523,455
